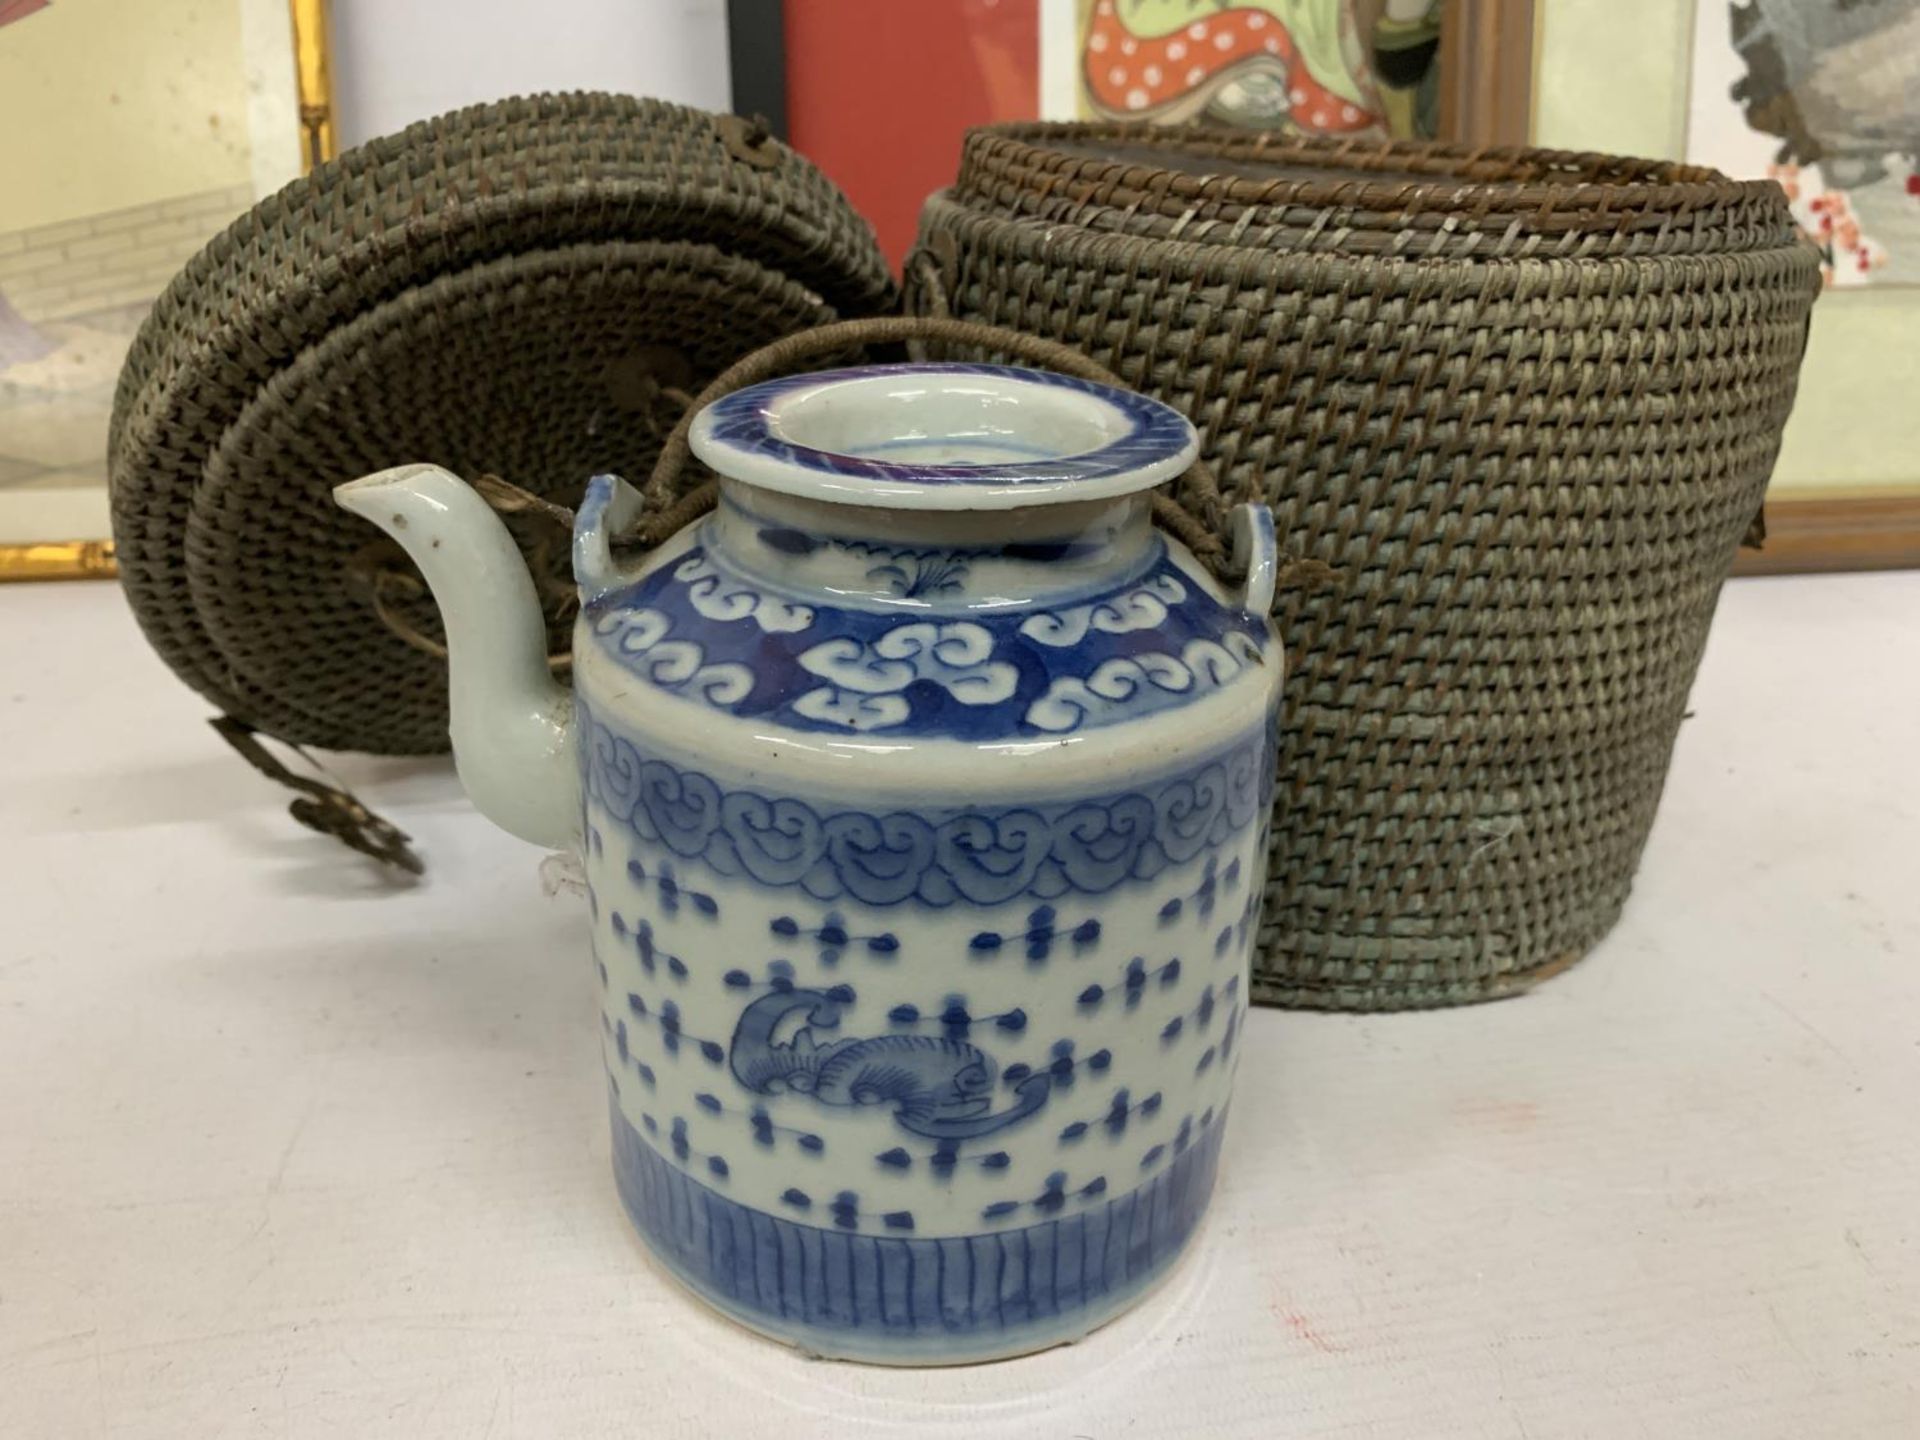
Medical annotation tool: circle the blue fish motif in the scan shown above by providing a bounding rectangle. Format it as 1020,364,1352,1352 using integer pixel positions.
726,990,1052,1140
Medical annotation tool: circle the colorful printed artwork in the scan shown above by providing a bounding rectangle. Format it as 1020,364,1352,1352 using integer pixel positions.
1368,0,1443,140
1073,0,1446,138
1688,0,1920,288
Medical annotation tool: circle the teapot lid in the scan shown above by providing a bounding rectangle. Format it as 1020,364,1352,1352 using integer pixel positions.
689,363,1198,511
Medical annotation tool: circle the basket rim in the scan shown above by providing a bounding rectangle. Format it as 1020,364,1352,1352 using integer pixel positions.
919,188,1825,282
957,123,1790,234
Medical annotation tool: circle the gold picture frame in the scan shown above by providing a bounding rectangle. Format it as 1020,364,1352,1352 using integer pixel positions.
291,0,339,176
0,0,336,583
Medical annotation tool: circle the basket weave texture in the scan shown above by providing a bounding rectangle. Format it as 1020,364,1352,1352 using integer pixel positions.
110,93,893,755
911,124,1821,1010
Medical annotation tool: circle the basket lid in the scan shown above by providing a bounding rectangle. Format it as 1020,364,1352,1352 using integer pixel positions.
111,93,894,755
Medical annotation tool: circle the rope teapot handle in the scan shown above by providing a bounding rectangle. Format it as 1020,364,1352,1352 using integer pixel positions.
629,315,1235,571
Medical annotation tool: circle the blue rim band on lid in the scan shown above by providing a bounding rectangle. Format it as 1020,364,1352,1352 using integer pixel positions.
689,363,1199,511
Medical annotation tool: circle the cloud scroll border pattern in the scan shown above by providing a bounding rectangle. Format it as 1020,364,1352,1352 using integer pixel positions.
580,705,1274,909
583,542,1268,741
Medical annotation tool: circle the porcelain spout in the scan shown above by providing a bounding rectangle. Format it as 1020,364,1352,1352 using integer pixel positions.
333,464,578,850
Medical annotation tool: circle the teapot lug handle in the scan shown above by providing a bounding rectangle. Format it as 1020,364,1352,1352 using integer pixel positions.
573,474,649,602
1227,503,1278,617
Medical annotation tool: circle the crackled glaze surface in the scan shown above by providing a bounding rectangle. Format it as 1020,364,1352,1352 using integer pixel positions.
566,365,1283,1362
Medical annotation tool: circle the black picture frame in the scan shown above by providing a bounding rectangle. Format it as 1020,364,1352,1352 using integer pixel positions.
726,0,788,140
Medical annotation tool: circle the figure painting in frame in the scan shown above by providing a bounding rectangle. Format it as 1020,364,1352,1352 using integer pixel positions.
1690,0,1920,288
1075,0,1445,139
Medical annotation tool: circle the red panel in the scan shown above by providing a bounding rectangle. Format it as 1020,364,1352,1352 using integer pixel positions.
783,0,1039,274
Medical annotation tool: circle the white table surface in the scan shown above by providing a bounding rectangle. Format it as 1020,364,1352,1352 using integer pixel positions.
3,573,1916,1439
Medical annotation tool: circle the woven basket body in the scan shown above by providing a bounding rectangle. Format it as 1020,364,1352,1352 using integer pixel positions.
912,125,1821,1009
111,94,893,755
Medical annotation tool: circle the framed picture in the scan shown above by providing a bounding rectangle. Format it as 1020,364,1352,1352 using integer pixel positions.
1536,0,1920,574
0,0,329,581
726,1,1496,271
1039,0,1462,139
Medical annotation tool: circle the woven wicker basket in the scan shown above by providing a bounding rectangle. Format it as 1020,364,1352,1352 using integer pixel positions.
911,124,1821,1010
110,93,892,755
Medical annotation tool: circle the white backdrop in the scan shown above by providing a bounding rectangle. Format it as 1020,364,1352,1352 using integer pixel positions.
330,0,733,146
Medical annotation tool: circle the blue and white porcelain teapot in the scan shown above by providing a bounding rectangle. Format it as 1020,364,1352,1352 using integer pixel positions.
336,363,1282,1363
